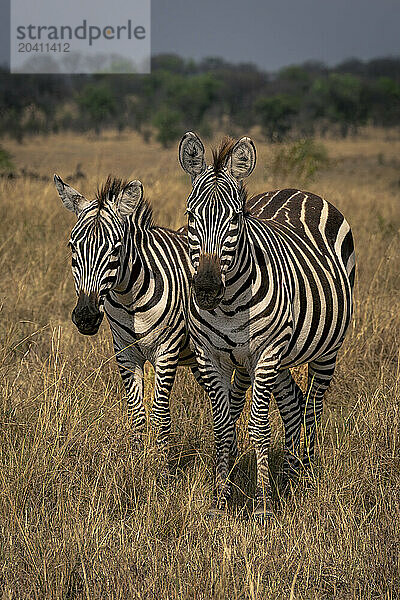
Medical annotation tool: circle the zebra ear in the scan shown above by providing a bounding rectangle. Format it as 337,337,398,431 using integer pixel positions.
229,137,256,180
116,180,143,218
54,174,90,216
179,132,206,179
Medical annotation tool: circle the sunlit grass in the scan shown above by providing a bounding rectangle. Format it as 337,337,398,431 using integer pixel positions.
0,129,399,599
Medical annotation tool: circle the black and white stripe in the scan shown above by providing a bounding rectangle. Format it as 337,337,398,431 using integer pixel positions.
55,174,269,450
179,134,355,517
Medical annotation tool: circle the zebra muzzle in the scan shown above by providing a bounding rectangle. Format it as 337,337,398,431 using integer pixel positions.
72,291,104,335
193,255,225,310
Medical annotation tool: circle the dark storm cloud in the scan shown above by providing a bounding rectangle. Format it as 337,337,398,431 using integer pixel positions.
1,0,399,70
152,0,400,69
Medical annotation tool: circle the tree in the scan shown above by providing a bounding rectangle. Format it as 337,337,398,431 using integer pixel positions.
308,74,367,136
255,94,299,142
277,65,311,91
152,54,187,74
152,108,181,148
77,84,117,134
163,72,221,128
368,77,400,126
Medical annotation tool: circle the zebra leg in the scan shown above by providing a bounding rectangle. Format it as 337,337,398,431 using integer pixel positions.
248,358,278,521
192,363,237,460
230,367,251,423
196,353,234,512
229,367,251,458
303,352,338,470
115,349,146,446
190,364,204,387
191,363,247,461
272,369,302,482
151,353,179,449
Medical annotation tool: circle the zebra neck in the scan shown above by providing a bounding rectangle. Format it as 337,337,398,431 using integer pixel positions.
225,221,253,288
113,222,149,297
222,218,279,309
223,221,256,297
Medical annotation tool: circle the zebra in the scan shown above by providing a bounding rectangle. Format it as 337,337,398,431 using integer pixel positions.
179,132,355,519
54,174,268,453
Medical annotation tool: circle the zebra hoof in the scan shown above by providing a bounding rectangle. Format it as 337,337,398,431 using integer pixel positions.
206,499,228,519
206,507,226,519
253,511,274,525
253,502,274,524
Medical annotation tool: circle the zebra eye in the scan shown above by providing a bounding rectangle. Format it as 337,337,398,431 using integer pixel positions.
68,240,76,251
230,214,239,226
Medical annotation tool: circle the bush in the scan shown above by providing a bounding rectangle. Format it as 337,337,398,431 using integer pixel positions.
255,94,299,142
77,84,117,135
270,139,329,184
152,108,181,148
0,146,15,175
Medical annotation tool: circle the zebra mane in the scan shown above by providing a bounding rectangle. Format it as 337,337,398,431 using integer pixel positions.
241,184,250,214
211,139,249,212
96,175,154,229
133,198,154,229
212,137,236,175
97,176,129,209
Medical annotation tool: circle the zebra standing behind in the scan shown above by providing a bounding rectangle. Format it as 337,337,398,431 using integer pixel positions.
54,175,255,453
179,133,355,520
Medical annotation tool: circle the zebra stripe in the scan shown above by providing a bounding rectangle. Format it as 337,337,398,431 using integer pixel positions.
56,176,201,446
179,134,355,517
56,175,270,451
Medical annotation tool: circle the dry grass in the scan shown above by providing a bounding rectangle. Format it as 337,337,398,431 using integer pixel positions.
0,129,399,599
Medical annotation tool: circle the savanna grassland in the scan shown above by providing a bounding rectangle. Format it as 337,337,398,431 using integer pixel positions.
0,129,399,599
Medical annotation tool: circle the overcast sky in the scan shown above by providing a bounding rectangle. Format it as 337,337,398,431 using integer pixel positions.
1,0,400,71
152,0,400,70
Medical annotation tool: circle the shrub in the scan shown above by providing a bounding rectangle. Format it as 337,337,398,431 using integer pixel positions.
270,138,329,184
152,108,181,148
77,84,117,135
255,94,299,142
0,146,15,175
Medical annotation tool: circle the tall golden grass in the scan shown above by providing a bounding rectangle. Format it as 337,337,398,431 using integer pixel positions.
0,129,399,599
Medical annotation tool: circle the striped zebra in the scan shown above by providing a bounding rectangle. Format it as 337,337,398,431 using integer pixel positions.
179,133,355,519
54,174,266,452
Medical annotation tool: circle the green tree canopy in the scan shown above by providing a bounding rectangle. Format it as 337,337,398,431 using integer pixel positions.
77,84,117,134
255,94,299,142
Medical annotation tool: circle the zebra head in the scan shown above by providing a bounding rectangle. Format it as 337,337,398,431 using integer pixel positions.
179,132,256,310
55,174,143,335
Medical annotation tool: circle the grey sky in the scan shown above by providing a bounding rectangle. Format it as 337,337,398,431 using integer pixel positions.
151,0,400,70
9,0,150,73
1,0,400,71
